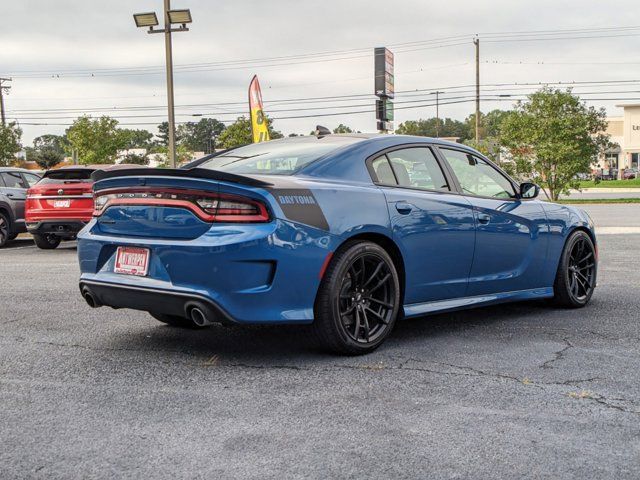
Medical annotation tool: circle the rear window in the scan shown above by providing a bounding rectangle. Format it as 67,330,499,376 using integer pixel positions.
196,137,363,175
39,169,94,184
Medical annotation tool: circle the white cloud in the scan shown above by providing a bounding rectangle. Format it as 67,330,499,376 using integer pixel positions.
2,0,639,144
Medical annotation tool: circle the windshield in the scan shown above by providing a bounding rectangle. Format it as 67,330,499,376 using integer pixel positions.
196,136,364,175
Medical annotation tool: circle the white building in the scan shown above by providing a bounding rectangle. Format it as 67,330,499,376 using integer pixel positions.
600,104,640,173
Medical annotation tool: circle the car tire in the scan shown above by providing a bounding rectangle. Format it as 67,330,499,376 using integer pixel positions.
33,233,62,250
0,212,12,248
312,241,401,355
553,230,597,308
149,312,205,329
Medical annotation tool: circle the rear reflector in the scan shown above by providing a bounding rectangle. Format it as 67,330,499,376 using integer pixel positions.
93,188,270,223
319,251,334,279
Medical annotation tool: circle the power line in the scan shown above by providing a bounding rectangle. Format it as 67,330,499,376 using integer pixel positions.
6,25,640,79
11,78,640,115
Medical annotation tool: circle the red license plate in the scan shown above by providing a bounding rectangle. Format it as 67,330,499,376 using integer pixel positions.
53,199,71,208
114,246,150,276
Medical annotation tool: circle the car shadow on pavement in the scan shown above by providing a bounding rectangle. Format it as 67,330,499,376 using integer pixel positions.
2,239,34,249
102,300,558,363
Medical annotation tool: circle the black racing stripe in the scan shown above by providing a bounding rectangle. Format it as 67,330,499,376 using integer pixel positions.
271,189,329,231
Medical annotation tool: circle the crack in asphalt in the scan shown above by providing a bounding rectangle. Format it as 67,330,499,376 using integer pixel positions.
4,336,639,415
586,394,639,414
540,338,574,369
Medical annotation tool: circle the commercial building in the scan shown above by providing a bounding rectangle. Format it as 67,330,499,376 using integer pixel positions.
599,104,640,175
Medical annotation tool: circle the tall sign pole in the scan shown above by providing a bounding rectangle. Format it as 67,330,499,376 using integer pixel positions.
374,47,394,133
474,37,480,142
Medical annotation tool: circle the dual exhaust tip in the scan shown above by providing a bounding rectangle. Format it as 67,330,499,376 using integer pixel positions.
188,305,214,327
82,288,100,309
81,287,215,327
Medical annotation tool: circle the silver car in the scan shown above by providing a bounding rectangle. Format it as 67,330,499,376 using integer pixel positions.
0,167,41,247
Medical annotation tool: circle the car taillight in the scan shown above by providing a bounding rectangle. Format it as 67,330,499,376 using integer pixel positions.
93,188,270,223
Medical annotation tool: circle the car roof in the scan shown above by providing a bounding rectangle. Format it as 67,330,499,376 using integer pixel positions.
0,167,35,173
265,133,475,152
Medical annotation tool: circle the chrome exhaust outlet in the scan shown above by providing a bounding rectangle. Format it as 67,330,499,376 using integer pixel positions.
189,306,213,327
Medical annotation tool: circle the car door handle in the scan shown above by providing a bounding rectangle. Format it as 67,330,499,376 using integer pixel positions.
477,213,491,224
6,193,14,198
395,202,414,214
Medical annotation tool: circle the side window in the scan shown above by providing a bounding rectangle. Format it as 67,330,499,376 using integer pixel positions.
371,155,397,185
22,173,41,187
0,172,27,189
385,147,450,191
441,149,516,199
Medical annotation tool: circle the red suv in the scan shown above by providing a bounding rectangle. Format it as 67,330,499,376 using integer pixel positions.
25,165,138,249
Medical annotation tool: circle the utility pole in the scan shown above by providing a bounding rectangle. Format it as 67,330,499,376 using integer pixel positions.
432,90,444,137
0,78,12,126
473,38,480,143
163,0,177,168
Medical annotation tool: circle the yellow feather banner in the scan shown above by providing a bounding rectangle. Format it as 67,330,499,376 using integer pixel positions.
248,75,270,143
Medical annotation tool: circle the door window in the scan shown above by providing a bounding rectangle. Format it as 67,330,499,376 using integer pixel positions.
441,149,516,199
371,155,397,184
22,173,41,187
0,172,27,189
371,147,449,191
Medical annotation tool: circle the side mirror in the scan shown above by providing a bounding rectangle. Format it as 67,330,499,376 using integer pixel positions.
520,182,539,199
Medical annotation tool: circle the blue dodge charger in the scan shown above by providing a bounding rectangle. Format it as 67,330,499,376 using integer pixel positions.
78,134,597,354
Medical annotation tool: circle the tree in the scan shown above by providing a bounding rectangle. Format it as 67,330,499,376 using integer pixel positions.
333,124,353,134
120,129,154,149
150,143,193,168
33,146,65,169
0,122,22,167
395,117,470,140
30,134,66,169
34,134,67,152
177,118,226,153
121,152,149,165
500,88,611,201
217,116,282,149
464,110,510,140
65,116,127,165
156,122,170,147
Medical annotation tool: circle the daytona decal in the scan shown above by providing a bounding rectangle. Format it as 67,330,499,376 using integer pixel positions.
271,189,329,231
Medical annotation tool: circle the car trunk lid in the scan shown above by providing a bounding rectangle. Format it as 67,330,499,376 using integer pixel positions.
91,169,273,240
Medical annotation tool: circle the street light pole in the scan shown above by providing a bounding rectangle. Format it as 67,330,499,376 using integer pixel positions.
134,4,192,169
163,0,177,168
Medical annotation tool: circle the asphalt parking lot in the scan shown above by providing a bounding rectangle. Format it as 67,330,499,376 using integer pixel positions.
1,204,639,479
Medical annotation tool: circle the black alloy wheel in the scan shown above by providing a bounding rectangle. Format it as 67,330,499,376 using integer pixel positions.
338,254,396,344
0,212,11,248
313,241,401,355
554,230,597,307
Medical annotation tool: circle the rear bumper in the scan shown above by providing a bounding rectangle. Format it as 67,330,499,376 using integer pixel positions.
79,280,235,324
27,220,88,237
77,218,337,324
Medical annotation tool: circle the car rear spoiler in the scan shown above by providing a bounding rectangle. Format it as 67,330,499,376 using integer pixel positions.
90,167,273,188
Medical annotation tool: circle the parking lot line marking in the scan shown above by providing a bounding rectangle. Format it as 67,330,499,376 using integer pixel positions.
596,227,640,234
